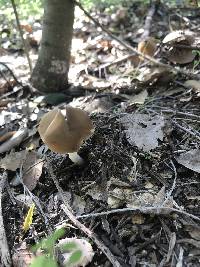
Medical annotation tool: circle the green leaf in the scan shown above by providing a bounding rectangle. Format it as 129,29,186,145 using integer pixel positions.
67,250,82,265
32,228,65,254
60,241,78,252
30,255,58,267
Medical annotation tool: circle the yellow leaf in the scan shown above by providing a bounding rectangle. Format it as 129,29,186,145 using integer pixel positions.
23,203,35,232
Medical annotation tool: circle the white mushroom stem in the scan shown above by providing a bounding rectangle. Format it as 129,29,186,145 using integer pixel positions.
68,152,84,165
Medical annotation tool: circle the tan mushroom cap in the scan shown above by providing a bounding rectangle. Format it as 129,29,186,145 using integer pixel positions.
162,30,195,64
138,37,157,59
162,30,195,45
38,107,94,154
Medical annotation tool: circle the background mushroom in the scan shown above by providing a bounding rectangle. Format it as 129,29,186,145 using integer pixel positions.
38,106,94,164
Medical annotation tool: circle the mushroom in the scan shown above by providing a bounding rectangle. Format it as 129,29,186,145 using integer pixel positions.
138,37,157,60
162,30,195,64
38,106,94,164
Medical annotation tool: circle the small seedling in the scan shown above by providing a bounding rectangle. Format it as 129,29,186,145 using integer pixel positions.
30,228,82,267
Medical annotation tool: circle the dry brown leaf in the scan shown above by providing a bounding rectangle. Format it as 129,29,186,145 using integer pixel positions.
22,151,43,191
0,150,28,171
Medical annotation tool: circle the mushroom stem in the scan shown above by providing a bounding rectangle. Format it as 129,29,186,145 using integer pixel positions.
68,152,84,165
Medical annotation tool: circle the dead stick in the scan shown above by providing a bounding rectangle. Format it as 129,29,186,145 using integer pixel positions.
46,157,122,267
0,172,12,267
140,0,158,40
10,0,32,73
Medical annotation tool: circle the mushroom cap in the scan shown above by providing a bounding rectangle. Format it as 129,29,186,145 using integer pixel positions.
138,37,157,59
162,30,195,45
162,30,195,64
38,107,94,154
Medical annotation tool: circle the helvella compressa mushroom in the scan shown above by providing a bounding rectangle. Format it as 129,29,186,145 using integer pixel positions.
38,106,94,164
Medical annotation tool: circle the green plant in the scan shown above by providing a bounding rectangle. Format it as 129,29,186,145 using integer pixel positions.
30,228,83,267
192,50,200,71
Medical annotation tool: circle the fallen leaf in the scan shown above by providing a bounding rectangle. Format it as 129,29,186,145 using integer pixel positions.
0,150,28,171
128,89,148,105
176,149,200,173
15,194,34,208
23,203,35,233
121,114,165,152
137,66,172,84
184,80,200,92
22,151,43,191
185,225,200,241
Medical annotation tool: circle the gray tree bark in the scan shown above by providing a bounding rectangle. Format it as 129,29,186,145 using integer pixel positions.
31,0,74,92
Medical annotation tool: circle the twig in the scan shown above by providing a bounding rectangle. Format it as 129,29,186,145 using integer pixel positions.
140,0,158,40
10,0,32,73
46,157,122,267
172,120,200,141
0,62,23,86
76,206,200,223
162,160,177,207
0,172,12,267
162,109,200,120
95,53,136,76
74,0,200,80
0,129,28,153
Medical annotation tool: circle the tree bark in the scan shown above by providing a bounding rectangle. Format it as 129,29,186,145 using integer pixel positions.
31,0,74,92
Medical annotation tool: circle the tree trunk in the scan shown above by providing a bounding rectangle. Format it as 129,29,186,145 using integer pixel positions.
31,0,74,92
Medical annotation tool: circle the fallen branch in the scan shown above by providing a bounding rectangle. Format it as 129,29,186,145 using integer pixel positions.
76,206,200,223
140,0,159,41
0,129,28,153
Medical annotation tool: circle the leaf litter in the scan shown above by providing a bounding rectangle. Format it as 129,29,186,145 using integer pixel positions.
1,1,200,267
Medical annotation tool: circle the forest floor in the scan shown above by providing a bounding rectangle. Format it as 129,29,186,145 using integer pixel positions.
0,1,200,267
